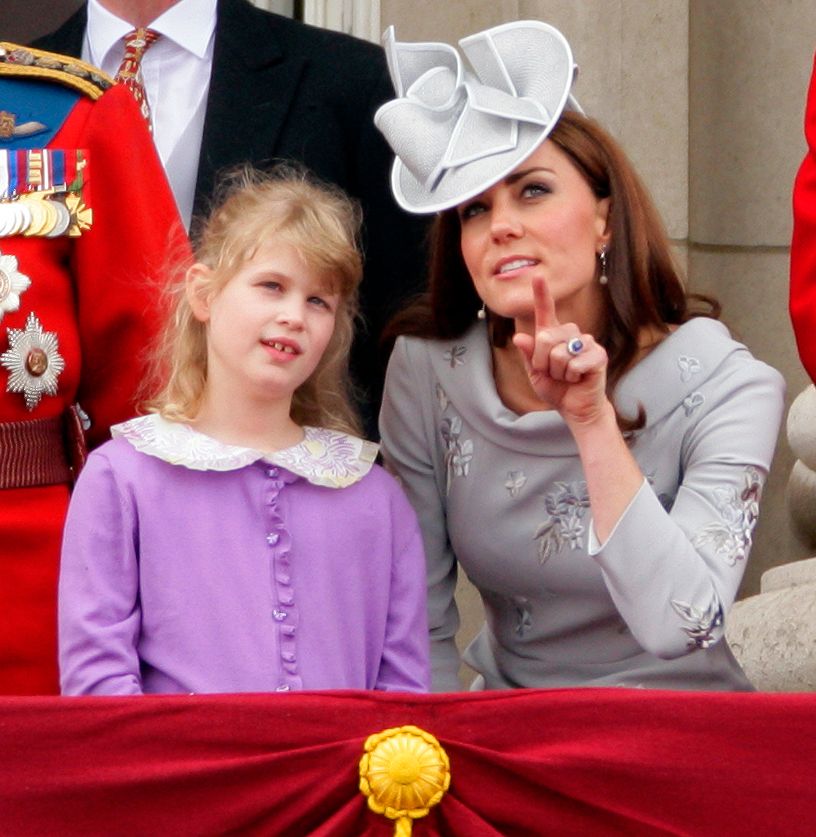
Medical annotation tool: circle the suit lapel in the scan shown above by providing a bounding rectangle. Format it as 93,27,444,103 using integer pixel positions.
195,0,305,216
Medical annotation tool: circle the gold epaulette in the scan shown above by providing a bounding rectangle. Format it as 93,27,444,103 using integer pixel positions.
0,43,113,101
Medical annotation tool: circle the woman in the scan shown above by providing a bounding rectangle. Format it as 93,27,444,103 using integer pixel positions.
375,21,785,691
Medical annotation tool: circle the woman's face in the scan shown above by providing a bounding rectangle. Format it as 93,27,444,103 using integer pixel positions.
457,139,610,333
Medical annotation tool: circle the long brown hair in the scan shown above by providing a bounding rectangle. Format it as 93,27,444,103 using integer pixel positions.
385,112,719,410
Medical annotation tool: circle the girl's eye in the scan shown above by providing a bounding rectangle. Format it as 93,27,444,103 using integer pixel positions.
308,295,332,310
261,280,282,292
521,182,551,198
459,201,487,221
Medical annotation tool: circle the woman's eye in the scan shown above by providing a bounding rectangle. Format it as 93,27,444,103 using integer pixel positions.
522,182,551,198
459,201,487,221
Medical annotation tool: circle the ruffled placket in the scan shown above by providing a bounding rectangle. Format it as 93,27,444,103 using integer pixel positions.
262,462,302,692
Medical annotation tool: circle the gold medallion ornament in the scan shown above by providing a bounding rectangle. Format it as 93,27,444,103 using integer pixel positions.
359,725,450,836
64,191,93,237
22,195,52,237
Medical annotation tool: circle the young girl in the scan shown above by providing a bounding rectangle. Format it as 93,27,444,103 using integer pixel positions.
58,168,430,695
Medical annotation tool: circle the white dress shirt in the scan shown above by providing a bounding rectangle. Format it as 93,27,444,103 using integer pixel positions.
83,0,217,228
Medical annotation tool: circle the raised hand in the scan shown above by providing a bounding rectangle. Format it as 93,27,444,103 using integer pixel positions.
511,276,610,428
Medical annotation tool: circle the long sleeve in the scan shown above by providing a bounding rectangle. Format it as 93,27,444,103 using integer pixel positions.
380,337,462,692
375,480,431,692
791,51,816,384
590,354,784,658
70,84,189,447
59,449,143,695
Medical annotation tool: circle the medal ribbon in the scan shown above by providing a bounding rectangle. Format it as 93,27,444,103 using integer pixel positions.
7,150,18,197
0,149,80,199
0,153,8,199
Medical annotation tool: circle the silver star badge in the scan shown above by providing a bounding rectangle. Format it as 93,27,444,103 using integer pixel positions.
0,251,31,322
2,311,65,410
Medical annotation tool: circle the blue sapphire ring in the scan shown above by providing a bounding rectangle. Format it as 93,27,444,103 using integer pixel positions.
566,337,584,356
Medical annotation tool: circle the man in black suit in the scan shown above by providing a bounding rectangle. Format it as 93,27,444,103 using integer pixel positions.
34,0,428,435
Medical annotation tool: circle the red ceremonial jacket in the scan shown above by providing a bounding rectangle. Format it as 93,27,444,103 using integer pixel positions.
791,52,816,384
0,48,188,694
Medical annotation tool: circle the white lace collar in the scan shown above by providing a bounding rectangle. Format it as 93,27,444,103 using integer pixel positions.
111,414,379,489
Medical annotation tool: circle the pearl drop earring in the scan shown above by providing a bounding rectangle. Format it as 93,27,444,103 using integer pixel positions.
598,245,609,286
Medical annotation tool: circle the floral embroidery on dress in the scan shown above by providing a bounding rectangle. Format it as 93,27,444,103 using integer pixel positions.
683,391,704,416
678,354,701,382
505,470,527,497
671,597,724,650
440,415,473,493
275,427,377,487
121,417,236,466
692,466,762,566
443,344,466,368
533,480,590,563
113,416,376,487
435,382,449,411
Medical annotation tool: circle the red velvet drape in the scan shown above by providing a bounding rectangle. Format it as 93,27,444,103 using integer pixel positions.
2,689,813,835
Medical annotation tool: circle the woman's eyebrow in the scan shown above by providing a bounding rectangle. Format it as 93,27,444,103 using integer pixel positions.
505,167,555,185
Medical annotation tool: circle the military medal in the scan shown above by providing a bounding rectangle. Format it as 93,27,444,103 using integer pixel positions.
13,201,31,235
65,191,92,236
0,201,31,237
45,199,71,237
0,203,16,236
39,197,59,235
0,149,89,237
22,195,50,236
1,310,65,409
0,250,30,322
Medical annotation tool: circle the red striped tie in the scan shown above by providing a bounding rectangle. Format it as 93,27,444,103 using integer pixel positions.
115,28,160,130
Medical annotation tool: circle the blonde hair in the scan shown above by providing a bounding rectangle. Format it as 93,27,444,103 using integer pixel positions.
144,165,364,435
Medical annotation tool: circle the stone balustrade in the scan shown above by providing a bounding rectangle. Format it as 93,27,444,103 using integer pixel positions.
727,385,816,691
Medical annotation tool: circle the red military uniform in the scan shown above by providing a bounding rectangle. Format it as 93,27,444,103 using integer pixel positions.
0,44,188,694
791,52,816,383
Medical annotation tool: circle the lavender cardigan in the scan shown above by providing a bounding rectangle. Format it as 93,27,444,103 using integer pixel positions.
59,417,430,695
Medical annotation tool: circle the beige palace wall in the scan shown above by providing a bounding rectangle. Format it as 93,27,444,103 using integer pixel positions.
379,1,816,677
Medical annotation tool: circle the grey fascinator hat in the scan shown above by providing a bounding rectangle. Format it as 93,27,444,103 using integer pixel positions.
374,20,582,215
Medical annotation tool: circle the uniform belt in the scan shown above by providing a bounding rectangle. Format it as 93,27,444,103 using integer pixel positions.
0,408,87,489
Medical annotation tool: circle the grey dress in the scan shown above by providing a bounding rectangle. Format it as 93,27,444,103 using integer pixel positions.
380,317,785,692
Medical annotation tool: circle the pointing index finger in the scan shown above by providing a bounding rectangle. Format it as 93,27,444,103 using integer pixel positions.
532,275,559,331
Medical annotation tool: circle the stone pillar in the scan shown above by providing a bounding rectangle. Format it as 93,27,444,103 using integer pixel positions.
688,0,816,594
726,386,816,689
302,0,380,40
726,556,816,691
787,385,816,552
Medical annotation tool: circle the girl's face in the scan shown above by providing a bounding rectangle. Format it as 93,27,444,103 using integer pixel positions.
188,239,340,409
457,139,610,334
